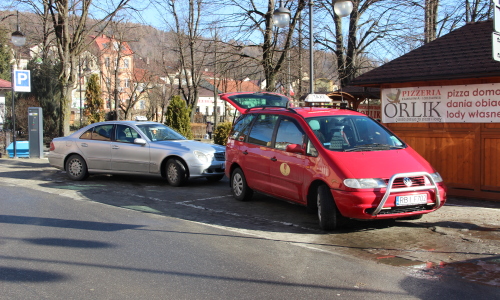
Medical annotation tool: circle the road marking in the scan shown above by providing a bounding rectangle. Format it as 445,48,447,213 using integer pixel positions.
122,206,163,213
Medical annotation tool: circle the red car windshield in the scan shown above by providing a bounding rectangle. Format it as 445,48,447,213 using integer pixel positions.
305,115,406,152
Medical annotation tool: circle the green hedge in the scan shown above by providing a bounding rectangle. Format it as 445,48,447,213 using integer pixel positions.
213,122,232,146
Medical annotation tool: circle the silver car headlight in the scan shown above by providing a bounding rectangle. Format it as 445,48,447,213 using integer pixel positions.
425,172,443,184
193,150,213,164
343,178,387,189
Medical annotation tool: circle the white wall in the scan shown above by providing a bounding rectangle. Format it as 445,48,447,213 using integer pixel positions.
0,92,5,129
197,96,236,116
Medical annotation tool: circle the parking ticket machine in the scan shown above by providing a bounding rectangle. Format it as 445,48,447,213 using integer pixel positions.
28,107,43,158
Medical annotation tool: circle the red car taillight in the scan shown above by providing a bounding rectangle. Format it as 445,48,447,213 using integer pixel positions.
49,142,55,151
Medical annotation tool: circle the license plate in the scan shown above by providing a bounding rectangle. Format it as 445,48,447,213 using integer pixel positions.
396,194,427,206
221,162,225,170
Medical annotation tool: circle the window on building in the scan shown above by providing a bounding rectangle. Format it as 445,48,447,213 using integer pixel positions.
124,58,129,69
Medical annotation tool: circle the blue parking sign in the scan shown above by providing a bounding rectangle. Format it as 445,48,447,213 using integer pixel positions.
14,70,31,92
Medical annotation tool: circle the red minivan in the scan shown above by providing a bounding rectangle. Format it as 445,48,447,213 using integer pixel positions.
220,92,446,230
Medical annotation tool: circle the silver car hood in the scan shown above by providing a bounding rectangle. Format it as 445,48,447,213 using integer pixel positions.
152,140,225,152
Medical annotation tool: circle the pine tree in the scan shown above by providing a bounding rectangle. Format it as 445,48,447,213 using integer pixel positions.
0,27,12,81
165,95,193,139
28,58,62,139
84,74,104,124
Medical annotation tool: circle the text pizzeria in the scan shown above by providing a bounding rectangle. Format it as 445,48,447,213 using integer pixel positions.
402,90,441,97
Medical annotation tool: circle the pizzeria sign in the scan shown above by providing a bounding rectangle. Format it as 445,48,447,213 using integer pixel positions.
381,83,500,123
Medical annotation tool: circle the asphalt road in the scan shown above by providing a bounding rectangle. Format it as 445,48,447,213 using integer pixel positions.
0,158,499,299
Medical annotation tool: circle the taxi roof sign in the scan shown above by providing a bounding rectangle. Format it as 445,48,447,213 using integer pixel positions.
304,93,331,103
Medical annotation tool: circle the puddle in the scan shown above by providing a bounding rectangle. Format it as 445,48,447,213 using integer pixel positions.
449,259,500,287
408,257,500,287
376,256,423,267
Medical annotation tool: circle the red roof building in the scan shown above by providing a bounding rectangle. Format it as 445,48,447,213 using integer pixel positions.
0,79,12,90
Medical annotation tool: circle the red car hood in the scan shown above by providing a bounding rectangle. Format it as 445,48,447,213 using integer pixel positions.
332,148,435,179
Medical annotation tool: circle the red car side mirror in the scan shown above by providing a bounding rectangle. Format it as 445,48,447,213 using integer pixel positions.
286,143,306,155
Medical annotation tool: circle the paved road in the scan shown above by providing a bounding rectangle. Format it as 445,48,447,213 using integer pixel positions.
0,158,499,298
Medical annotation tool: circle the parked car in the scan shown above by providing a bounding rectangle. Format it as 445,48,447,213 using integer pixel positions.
220,92,446,230
48,121,226,186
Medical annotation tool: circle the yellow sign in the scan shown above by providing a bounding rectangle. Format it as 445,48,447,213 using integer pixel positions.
280,163,290,176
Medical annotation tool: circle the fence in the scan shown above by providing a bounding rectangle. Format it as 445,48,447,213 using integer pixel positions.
0,130,11,156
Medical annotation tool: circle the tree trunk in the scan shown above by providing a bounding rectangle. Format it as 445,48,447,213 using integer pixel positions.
425,0,439,44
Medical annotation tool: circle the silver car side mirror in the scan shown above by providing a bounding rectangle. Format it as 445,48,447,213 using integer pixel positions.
134,138,147,146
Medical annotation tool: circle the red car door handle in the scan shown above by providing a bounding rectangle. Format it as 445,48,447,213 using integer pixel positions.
242,150,248,155
271,157,277,161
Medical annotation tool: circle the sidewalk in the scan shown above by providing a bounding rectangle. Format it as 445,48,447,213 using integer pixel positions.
1,155,498,211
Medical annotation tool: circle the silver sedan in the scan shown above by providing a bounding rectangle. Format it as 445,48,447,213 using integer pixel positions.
48,121,226,186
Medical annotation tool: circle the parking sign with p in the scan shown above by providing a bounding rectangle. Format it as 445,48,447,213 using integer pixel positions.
14,70,31,92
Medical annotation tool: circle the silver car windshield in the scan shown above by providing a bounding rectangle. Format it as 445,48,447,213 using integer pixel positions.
136,124,186,141
305,115,406,152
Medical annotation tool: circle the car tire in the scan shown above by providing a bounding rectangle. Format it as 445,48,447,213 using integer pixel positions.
317,184,347,230
206,175,224,182
166,158,187,187
231,168,253,201
65,154,89,181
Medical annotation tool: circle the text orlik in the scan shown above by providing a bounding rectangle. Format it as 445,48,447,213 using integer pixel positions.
381,83,500,123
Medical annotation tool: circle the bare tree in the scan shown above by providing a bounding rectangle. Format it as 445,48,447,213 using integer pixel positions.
15,0,131,136
465,0,493,23
315,0,415,87
208,0,308,92
152,0,212,121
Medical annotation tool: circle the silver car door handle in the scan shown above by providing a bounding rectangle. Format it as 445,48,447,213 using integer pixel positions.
112,145,120,149
81,143,88,147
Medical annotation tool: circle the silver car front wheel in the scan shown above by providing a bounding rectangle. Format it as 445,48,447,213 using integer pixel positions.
166,158,187,187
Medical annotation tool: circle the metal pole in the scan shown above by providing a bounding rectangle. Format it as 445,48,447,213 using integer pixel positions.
213,38,218,132
309,0,314,94
11,64,17,158
79,57,82,127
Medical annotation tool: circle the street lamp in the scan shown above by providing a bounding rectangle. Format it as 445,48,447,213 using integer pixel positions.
274,0,353,96
78,57,91,128
10,11,26,159
334,0,354,18
273,1,291,28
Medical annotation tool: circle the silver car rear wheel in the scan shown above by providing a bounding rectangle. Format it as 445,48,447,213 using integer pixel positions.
65,155,88,181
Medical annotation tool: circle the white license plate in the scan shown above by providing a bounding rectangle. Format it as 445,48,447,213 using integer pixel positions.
396,194,427,206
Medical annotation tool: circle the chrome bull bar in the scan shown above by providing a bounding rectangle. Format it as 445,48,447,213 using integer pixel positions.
371,172,441,216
